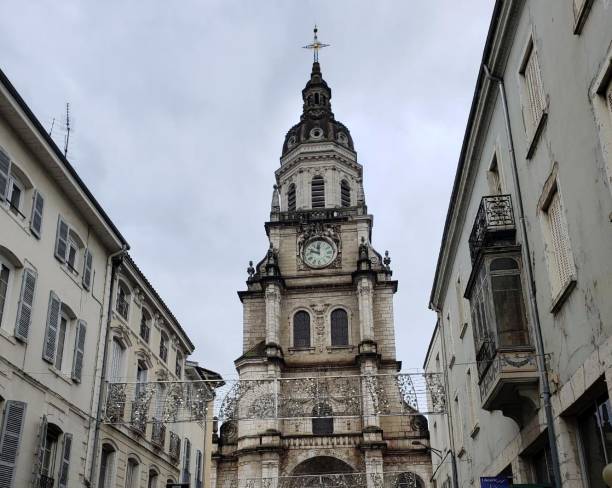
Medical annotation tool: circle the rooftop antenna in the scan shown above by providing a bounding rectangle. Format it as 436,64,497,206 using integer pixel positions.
302,25,329,63
63,102,71,158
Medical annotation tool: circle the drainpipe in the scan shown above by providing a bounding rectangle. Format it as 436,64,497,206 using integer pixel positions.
482,64,562,488
433,312,460,488
87,246,127,486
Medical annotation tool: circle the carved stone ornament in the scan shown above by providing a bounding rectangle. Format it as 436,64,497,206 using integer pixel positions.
310,303,331,351
296,223,342,270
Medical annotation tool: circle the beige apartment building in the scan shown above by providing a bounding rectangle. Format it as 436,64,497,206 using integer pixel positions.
0,66,220,487
424,1,612,488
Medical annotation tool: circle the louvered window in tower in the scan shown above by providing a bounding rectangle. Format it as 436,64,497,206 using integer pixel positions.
311,176,325,208
331,309,349,346
287,183,296,212
293,311,311,348
340,179,351,207
544,189,576,299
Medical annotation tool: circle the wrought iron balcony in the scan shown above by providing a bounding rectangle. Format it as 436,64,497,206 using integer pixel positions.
277,207,356,223
104,383,127,423
468,195,516,261
169,431,181,462
130,400,147,434
151,418,166,447
478,347,539,426
39,475,54,488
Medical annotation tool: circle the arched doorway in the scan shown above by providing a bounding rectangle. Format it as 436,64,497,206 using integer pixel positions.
289,456,355,487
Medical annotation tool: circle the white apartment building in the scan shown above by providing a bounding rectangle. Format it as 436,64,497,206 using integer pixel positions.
0,66,221,487
425,1,612,488
0,67,128,487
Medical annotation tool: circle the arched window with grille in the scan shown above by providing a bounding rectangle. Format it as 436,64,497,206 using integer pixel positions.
287,183,296,212
330,309,349,346
312,403,333,435
395,472,424,488
293,311,311,348
340,179,351,207
311,176,325,208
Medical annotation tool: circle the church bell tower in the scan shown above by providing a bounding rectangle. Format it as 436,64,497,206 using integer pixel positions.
211,28,432,488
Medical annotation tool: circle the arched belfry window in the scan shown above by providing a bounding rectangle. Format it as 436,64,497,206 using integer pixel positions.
314,93,320,105
287,183,296,212
311,176,325,208
340,180,351,207
293,311,311,348
331,309,349,346
312,403,333,435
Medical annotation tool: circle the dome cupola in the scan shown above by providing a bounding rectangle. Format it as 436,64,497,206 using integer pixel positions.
282,29,355,156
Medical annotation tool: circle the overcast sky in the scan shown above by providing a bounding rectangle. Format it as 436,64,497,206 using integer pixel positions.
0,1,494,378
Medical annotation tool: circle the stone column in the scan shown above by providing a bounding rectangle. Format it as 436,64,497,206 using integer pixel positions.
264,284,281,346
357,277,375,341
262,457,279,488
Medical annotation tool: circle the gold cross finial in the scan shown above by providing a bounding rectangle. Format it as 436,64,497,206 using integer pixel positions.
302,25,329,63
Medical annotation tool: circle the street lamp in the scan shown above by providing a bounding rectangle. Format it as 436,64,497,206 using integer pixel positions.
412,440,457,487
603,464,612,487
411,440,443,459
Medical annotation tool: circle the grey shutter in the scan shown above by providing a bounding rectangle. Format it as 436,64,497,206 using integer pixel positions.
82,249,93,290
30,190,45,238
0,401,27,488
14,268,37,342
57,433,72,488
0,149,10,201
42,292,61,363
54,216,69,263
32,415,48,486
71,320,87,382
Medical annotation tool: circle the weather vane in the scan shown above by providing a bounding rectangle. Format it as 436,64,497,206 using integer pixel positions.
302,25,329,63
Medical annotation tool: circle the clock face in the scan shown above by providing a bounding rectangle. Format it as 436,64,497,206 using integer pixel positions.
303,239,336,268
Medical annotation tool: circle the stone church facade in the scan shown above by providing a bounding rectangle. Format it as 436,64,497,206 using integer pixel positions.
210,60,432,488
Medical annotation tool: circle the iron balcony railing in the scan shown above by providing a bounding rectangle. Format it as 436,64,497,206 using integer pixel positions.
39,475,54,488
169,431,181,462
151,418,166,447
468,194,515,261
130,400,147,434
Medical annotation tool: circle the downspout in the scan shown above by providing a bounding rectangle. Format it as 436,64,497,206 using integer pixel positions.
482,64,562,488
432,311,460,488
87,246,127,486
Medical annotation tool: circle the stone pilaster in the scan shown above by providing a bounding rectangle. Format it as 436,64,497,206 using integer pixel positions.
357,276,375,341
264,284,281,346
364,449,384,488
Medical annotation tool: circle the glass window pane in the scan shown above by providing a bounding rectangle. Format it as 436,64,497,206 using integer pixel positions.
293,312,311,348
491,274,529,346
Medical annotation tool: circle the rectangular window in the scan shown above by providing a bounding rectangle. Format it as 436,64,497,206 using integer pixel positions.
0,264,9,327
82,250,93,290
71,320,86,382
519,36,546,156
66,236,79,274
531,444,554,485
542,186,576,304
578,395,612,487
135,360,148,397
7,180,22,217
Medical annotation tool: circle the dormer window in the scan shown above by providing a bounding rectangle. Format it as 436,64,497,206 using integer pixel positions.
311,176,325,208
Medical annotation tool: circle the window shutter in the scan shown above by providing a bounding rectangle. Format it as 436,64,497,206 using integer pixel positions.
548,191,575,293
32,414,47,486
14,268,37,342
57,433,72,488
82,249,93,290
0,401,27,488
42,292,61,363
71,320,87,382
29,190,45,238
0,149,11,201
54,216,69,263
525,48,545,128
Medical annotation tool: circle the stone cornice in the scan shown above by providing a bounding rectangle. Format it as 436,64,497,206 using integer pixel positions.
276,149,362,182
